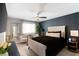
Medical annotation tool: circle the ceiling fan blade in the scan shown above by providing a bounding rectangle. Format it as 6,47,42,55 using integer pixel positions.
39,17,47,18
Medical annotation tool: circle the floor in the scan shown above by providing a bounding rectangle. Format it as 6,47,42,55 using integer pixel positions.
16,43,79,56
57,48,79,56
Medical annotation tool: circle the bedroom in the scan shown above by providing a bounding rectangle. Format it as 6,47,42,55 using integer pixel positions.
0,3,79,56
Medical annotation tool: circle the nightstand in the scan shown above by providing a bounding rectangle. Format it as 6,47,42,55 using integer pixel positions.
68,37,79,52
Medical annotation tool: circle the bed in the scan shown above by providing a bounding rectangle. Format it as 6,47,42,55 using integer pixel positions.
28,26,66,56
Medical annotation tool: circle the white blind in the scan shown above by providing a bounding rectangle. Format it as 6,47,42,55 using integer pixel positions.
22,22,36,34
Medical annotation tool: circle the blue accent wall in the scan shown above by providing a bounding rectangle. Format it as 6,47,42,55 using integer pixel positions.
40,12,79,37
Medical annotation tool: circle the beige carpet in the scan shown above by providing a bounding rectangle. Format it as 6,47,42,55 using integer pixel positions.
57,48,79,56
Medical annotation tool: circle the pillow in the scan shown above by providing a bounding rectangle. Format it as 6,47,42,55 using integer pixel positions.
46,31,61,38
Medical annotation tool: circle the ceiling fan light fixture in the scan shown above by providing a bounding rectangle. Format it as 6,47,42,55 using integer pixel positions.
35,16,39,20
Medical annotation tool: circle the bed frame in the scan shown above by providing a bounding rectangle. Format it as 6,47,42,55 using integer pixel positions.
28,25,67,56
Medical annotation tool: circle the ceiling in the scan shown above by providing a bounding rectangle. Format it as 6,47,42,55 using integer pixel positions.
6,3,79,22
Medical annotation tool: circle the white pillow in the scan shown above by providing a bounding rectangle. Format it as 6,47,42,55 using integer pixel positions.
46,32,60,38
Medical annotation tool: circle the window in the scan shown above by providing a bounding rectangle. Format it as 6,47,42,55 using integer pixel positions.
22,22,36,34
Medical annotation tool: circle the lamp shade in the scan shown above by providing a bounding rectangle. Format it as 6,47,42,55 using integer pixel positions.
70,30,78,37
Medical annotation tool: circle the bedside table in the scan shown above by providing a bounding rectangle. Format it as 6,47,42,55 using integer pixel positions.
68,37,79,52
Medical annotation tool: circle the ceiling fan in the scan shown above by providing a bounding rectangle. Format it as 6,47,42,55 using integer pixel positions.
34,12,47,21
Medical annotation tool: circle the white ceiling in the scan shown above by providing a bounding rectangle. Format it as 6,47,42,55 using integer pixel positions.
6,3,79,22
